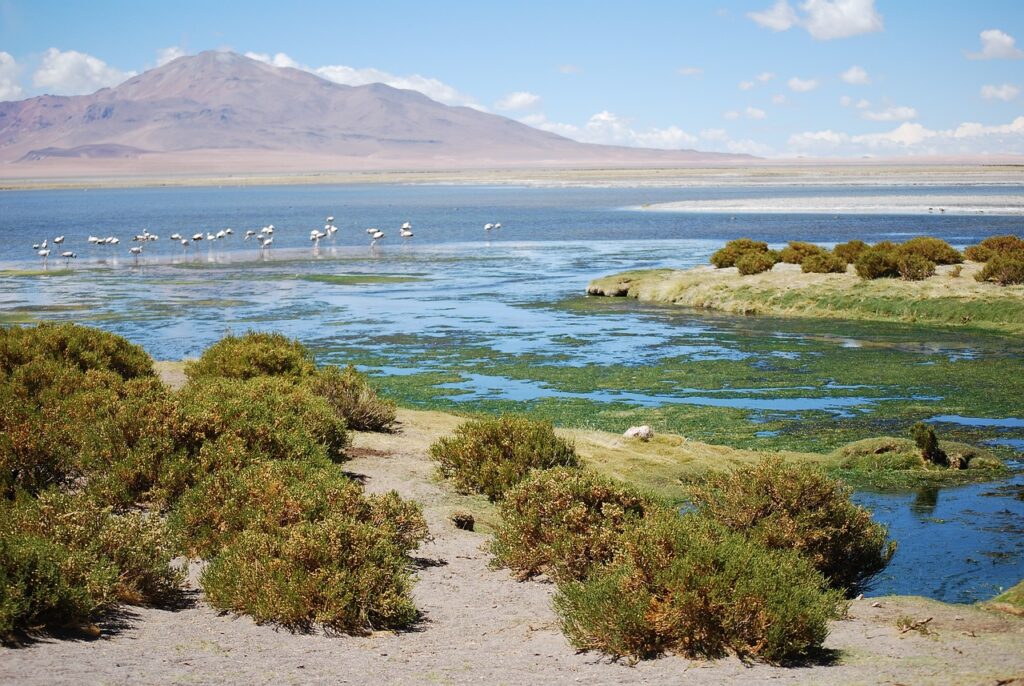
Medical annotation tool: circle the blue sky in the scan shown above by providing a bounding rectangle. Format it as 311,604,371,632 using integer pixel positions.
1,0,1022,157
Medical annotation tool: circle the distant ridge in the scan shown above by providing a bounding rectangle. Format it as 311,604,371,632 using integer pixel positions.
0,51,752,177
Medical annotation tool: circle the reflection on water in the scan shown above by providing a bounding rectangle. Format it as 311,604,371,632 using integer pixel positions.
911,486,940,518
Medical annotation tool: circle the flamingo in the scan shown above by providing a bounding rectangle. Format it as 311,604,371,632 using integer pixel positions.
494,222,502,230
225,228,233,235
400,222,414,238
129,245,143,264
38,248,51,265
60,251,76,266
245,230,256,240
88,235,101,244
105,237,119,245
170,233,183,241
370,229,384,246
53,235,65,245
192,233,203,242
484,223,494,231
216,229,226,240
180,238,190,251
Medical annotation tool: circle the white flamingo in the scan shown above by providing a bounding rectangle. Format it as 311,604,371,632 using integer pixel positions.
38,248,51,264
494,222,502,230
245,230,256,240
129,245,143,263
192,233,203,242
484,223,494,231
400,223,414,238
370,229,384,246
53,235,65,245
170,233,183,241
61,251,76,266
225,228,233,235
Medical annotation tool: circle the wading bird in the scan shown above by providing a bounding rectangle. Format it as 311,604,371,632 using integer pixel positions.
61,251,76,266
53,235,65,245
129,245,143,263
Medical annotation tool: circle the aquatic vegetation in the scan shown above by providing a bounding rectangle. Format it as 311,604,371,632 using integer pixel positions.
491,467,659,582
430,415,579,501
685,458,896,595
553,511,845,663
297,273,422,285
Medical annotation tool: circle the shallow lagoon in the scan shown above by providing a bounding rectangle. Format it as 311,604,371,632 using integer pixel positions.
2,183,1022,602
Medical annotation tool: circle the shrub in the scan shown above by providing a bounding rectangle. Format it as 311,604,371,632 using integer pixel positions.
975,254,1024,286
184,331,316,382
854,244,901,279
0,323,154,381
307,365,396,432
686,458,895,595
898,237,962,265
911,422,946,467
491,468,661,582
897,253,936,281
964,234,1024,263
200,514,420,634
833,240,869,264
735,250,779,275
553,511,845,663
780,241,827,265
801,253,848,274
171,460,426,559
710,238,770,269
430,415,578,501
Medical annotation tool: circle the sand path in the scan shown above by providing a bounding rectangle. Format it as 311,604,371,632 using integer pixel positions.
2,408,1022,685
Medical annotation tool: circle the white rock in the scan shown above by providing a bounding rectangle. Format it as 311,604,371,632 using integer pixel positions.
624,425,653,441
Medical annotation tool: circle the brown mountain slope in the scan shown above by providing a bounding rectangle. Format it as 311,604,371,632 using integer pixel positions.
0,51,751,176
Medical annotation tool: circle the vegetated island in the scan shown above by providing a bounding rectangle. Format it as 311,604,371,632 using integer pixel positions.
588,235,1024,336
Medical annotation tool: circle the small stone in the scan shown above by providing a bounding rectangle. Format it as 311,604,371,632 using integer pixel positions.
451,510,475,531
624,425,654,441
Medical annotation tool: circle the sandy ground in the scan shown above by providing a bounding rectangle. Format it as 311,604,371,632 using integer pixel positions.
3,405,1023,684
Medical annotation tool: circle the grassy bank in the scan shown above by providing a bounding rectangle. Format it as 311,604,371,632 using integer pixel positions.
587,262,1024,336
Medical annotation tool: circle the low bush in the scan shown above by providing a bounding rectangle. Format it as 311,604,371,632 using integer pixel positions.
911,422,946,466
553,511,845,663
307,365,396,432
833,240,869,264
735,250,779,276
898,237,962,265
836,436,1001,472
854,243,901,279
430,415,579,501
897,253,936,281
491,468,661,582
975,254,1024,286
801,253,848,274
185,331,316,382
964,234,1024,263
171,460,426,559
200,514,421,634
686,458,895,595
0,323,154,381
710,238,771,268
780,241,828,265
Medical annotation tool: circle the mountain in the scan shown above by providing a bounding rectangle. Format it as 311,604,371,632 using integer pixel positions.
0,51,751,176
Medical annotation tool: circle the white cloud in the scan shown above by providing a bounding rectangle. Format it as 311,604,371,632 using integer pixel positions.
495,91,541,111
841,65,870,85
746,106,767,119
756,71,777,82
739,80,755,90
32,48,136,95
677,66,703,77
700,128,728,141
525,110,698,149
839,95,853,107
861,105,917,121
155,46,187,67
245,50,482,108
723,110,740,120
788,76,819,92
981,84,1020,101
748,0,799,31
967,29,1024,60
749,0,882,40
0,51,23,101
856,98,870,109
772,93,787,104
559,64,582,75
788,116,1024,155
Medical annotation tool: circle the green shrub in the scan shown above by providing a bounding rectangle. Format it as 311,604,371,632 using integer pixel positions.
554,511,845,663
780,241,827,265
833,240,869,264
897,253,936,281
430,415,579,501
0,323,154,381
975,254,1024,285
854,244,901,279
911,422,946,466
735,250,779,276
964,234,1024,263
171,460,426,559
686,458,895,595
200,514,420,634
710,238,771,268
307,365,396,432
491,468,660,582
801,253,848,274
185,332,316,382
898,237,962,265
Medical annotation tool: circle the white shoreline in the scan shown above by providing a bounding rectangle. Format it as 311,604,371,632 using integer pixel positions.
634,194,1024,216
